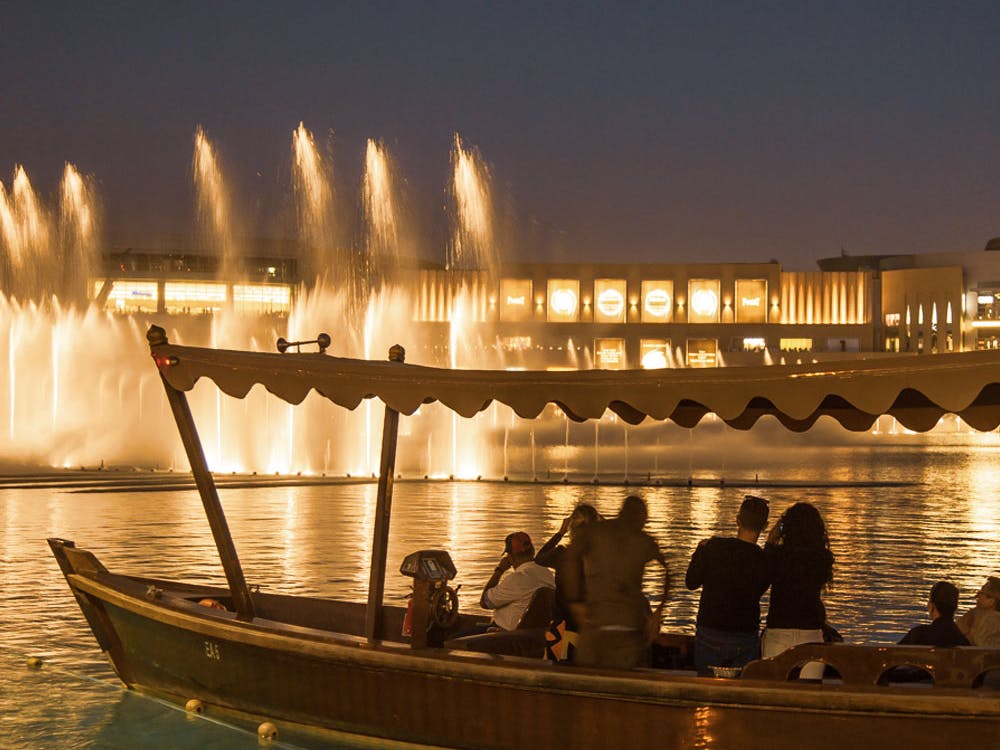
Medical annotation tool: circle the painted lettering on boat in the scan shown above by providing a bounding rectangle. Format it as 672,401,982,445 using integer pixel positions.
204,640,221,661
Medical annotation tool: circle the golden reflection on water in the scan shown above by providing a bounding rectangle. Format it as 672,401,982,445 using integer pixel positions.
692,705,714,750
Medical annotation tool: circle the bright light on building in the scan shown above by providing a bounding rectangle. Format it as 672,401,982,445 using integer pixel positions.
594,279,626,322
688,279,720,322
547,279,580,322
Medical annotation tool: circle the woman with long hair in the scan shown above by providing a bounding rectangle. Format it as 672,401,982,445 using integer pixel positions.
762,502,834,679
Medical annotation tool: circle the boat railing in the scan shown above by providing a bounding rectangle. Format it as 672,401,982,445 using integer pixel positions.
741,642,1000,688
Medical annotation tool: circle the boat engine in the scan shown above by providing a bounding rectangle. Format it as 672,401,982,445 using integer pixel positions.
400,550,460,648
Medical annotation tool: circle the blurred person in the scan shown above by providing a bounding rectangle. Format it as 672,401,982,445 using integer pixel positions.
564,495,670,669
536,503,601,660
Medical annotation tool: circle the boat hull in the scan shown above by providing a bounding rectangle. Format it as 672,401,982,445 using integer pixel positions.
52,540,1000,750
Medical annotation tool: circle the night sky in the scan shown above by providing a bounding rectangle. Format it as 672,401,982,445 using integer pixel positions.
3,2,999,269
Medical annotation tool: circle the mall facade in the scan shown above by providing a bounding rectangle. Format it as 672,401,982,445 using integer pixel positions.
95,238,1000,369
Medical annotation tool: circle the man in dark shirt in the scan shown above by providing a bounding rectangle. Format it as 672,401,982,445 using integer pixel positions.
686,495,771,672
899,581,971,647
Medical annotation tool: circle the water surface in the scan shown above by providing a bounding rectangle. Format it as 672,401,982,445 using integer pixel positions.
2,445,998,748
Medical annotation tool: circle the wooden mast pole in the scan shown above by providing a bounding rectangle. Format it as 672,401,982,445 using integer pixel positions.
147,326,256,621
364,343,406,642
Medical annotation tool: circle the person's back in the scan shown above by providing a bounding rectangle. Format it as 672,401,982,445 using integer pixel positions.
686,495,770,672
687,536,769,633
899,581,970,647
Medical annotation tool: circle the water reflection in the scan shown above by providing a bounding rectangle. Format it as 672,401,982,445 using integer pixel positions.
2,445,999,746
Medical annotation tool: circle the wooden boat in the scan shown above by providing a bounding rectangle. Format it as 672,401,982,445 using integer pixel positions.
50,325,1000,748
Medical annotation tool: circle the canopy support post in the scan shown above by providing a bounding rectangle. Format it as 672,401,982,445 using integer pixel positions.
365,344,406,642
147,326,256,622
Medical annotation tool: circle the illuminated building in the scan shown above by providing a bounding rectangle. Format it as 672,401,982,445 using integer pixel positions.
93,238,1000,367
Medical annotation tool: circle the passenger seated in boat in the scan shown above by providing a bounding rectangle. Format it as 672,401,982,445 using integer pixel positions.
535,503,600,661
564,495,670,669
479,532,555,632
761,502,834,680
899,581,970,647
956,576,1000,647
686,494,770,673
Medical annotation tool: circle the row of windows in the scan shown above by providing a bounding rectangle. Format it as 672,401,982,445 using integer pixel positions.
497,278,772,324
96,281,291,314
498,336,851,370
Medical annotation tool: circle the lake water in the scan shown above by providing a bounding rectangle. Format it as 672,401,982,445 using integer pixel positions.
2,443,999,748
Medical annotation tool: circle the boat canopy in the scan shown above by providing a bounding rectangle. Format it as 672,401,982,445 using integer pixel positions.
149,335,1000,433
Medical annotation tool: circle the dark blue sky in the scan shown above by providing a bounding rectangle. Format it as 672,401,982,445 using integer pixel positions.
3,2,999,268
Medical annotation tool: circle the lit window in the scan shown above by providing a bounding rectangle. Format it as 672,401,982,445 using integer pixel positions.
686,338,718,367
547,280,580,322
98,280,158,313
499,336,532,351
735,280,767,323
232,284,291,314
640,339,670,369
641,281,673,322
594,279,627,323
499,279,532,322
688,280,720,323
742,337,766,351
779,338,813,351
594,338,626,369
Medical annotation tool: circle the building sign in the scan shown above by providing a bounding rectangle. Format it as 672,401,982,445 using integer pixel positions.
547,279,580,322
735,279,767,323
594,338,626,370
594,279,627,323
99,280,158,313
686,338,718,367
499,279,532,322
640,339,670,369
641,281,673,322
499,336,532,351
688,279,720,323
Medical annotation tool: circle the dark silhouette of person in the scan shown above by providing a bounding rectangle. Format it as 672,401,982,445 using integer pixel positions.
686,495,770,672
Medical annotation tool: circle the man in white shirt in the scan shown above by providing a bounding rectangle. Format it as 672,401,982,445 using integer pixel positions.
480,532,555,631
957,576,1000,647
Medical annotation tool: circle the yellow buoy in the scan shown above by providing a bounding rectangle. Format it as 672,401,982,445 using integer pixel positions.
257,721,279,741
26,656,43,669
185,698,205,714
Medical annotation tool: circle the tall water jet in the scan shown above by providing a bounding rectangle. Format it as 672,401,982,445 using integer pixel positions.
448,134,498,277
361,138,400,283
291,122,335,285
193,126,237,280
0,166,51,299
59,163,99,305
